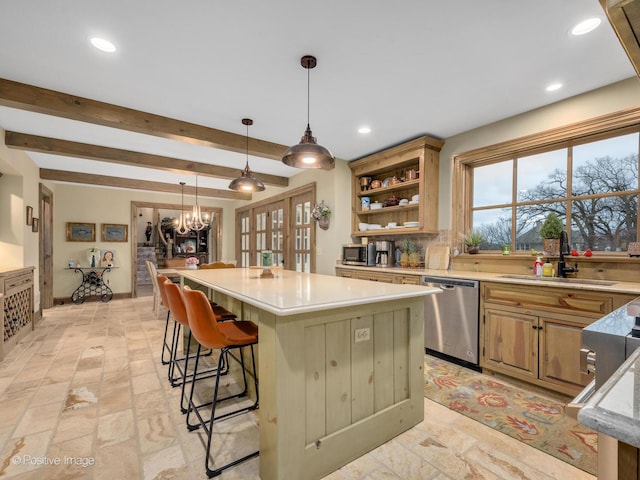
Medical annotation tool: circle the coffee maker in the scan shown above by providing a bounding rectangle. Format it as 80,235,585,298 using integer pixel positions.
375,241,395,267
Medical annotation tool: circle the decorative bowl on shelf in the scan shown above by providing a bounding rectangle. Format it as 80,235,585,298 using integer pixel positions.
370,202,383,210
404,221,419,228
370,180,382,189
359,223,369,231
368,224,382,230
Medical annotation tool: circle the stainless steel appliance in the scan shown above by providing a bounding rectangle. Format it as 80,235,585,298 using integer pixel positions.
342,244,376,266
422,275,480,368
375,241,394,267
568,300,640,480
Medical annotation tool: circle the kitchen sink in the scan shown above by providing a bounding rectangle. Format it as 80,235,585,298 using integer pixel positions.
499,274,617,286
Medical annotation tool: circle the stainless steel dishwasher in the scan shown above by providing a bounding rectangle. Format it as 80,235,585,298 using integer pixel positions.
421,275,480,368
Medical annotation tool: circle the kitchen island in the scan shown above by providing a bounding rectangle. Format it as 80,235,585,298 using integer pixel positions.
180,268,439,480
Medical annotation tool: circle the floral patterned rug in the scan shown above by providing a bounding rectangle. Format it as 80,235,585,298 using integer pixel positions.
423,356,597,475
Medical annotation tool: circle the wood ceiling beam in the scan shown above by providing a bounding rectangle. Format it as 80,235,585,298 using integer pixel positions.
39,169,251,200
6,131,288,187
0,78,288,160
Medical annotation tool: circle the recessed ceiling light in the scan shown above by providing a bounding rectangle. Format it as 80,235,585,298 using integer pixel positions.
546,82,562,92
358,126,371,134
571,18,601,36
90,37,116,53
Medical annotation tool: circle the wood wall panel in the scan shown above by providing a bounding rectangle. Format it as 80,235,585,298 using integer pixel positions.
325,321,352,434
373,313,394,411
305,324,326,445
392,309,410,402
351,315,374,423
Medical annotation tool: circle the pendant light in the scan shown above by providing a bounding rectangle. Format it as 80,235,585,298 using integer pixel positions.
229,118,266,192
174,182,190,234
187,176,209,231
282,55,335,170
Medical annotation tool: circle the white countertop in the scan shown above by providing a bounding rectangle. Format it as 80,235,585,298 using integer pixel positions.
578,345,640,448
179,268,440,316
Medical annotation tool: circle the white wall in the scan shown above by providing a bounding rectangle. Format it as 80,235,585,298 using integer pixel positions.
52,184,235,297
438,76,640,229
0,129,50,311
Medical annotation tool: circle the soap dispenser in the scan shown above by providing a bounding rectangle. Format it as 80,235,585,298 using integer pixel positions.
534,256,543,277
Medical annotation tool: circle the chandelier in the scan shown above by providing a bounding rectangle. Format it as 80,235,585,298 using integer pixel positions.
186,176,209,231
174,182,190,235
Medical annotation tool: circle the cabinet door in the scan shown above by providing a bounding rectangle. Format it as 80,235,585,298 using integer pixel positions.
355,271,395,283
396,275,421,285
539,317,591,390
335,269,354,278
483,308,538,380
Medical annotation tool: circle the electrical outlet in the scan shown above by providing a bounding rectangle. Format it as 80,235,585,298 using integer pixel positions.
354,328,370,343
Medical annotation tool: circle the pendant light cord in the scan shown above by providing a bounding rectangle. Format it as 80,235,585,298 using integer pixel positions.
245,122,250,169
307,64,310,126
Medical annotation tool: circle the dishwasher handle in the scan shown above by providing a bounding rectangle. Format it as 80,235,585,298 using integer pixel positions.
421,276,479,289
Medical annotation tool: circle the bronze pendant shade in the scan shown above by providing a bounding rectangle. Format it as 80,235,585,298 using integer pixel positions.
229,118,265,192
282,55,335,170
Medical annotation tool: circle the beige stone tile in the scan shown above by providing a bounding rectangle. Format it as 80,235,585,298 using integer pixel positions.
0,397,30,430
96,409,134,448
131,372,162,395
129,358,156,377
369,440,442,479
45,434,95,479
30,382,71,407
98,385,132,416
53,406,98,445
93,438,139,480
137,413,177,454
142,443,188,479
63,386,98,411
134,390,171,418
41,364,76,385
13,402,62,437
0,430,52,478
465,443,555,479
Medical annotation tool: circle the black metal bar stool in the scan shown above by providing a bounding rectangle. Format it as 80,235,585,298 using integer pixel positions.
182,286,259,478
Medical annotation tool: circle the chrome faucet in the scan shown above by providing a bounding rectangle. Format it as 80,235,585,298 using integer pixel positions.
558,230,579,278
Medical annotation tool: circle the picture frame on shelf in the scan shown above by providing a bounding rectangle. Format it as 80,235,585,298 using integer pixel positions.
102,223,128,242
32,218,39,233
101,249,116,267
66,222,96,242
26,206,33,226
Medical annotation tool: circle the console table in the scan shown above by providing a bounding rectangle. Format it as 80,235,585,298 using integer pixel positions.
0,267,35,360
70,267,114,304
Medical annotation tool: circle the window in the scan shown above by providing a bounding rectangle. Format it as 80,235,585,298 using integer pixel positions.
453,109,640,254
235,184,316,271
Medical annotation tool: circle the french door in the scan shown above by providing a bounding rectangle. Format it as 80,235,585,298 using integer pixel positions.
235,184,315,272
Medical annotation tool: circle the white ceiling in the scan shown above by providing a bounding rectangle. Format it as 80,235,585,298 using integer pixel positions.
0,0,635,196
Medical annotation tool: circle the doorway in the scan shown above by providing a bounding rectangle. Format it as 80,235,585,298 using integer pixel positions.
39,183,53,310
130,201,222,298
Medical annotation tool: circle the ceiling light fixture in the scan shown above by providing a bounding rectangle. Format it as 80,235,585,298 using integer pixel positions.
229,118,266,192
89,37,116,53
571,18,601,36
358,126,372,134
282,55,335,170
546,82,563,92
186,176,209,231
174,182,190,235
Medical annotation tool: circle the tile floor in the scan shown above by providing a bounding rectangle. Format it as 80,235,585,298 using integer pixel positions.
0,296,596,480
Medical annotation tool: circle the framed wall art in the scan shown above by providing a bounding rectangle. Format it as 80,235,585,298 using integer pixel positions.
26,206,33,226
102,223,128,242
66,222,96,242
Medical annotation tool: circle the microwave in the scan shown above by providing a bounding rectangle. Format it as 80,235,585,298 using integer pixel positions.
342,244,376,266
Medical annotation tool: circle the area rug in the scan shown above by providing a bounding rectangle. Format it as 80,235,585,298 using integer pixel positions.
423,356,597,475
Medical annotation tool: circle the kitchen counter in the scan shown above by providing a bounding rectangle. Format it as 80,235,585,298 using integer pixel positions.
336,264,640,295
179,268,439,480
578,342,640,449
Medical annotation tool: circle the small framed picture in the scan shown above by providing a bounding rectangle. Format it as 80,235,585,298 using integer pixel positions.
66,222,96,242
101,249,116,267
26,206,33,226
32,218,39,233
102,223,128,242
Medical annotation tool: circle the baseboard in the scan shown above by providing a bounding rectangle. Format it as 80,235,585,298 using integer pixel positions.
53,292,132,306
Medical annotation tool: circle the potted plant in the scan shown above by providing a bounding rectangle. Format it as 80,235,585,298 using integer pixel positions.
463,230,485,254
400,239,412,267
539,212,563,255
311,201,331,230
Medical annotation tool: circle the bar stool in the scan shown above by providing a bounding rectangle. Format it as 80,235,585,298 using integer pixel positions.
182,286,259,478
163,279,225,413
156,273,173,366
